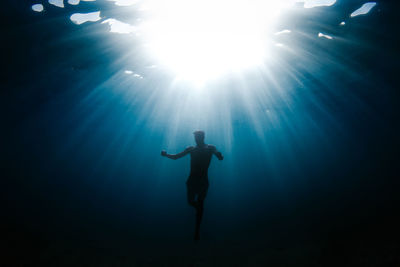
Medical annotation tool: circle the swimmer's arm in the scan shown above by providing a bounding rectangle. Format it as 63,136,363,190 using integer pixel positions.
210,145,224,160
161,146,194,160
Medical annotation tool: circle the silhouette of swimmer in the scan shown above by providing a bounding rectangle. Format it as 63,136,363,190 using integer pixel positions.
161,131,223,240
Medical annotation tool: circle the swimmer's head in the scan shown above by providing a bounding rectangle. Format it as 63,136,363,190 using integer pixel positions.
193,130,205,145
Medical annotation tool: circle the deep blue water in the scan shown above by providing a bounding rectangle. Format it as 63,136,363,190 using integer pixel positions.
2,0,400,266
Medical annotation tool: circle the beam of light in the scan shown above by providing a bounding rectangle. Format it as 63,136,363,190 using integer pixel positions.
32,4,44,12
70,11,101,25
138,0,293,85
350,2,377,17
27,0,381,157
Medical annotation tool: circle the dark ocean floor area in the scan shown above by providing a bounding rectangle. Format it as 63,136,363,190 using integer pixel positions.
5,222,400,267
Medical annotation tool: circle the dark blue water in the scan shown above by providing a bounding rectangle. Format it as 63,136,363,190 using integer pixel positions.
2,1,400,266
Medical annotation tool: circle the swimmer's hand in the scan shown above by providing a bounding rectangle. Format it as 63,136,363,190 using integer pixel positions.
161,148,191,160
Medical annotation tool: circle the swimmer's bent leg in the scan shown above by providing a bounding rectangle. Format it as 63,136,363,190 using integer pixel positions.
186,181,208,208
186,181,208,241
194,198,204,240
186,185,197,208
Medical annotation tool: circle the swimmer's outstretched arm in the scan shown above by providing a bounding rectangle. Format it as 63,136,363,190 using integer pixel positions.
210,145,224,160
161,146,194,160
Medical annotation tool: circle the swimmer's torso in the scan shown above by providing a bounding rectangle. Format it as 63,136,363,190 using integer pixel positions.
188,145,215,179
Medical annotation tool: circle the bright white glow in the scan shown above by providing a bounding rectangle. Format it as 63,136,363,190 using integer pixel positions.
70,11,101,25
340,21,345,26
124,70,143,78
32,4,44,12
140,0,292,84
275,29,291,35
49,0,64,8
318,32,333,39
124,70,143,79
108,0,138,6
68,0,80,5
300,0,336,8
102,19,136,34
350,2,376,17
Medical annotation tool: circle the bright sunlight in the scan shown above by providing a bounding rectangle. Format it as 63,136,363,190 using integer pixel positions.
140,0,290,84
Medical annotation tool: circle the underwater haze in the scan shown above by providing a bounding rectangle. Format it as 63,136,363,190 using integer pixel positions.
2,0,400,266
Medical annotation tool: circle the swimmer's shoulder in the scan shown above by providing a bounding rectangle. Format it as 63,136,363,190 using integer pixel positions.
185,146,195,153
207,144,217,151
